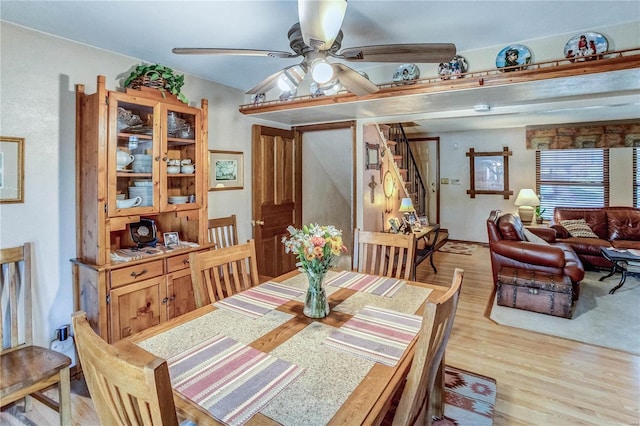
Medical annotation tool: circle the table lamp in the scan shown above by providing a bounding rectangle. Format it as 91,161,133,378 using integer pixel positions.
399,197,414,213
514,189,540,223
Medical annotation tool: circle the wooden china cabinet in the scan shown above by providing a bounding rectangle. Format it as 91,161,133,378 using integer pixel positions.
72,75,212,343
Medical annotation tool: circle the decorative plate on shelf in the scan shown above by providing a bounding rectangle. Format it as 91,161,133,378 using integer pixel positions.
564,32,608,61
496,44,532,72
392,63,420,84
438,55,468,80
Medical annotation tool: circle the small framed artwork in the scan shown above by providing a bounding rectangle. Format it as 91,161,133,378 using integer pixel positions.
418,216,429,227
209,150,244,191
163,232,180,248
0,136,24,203
389,217,401,233
403,212,421,232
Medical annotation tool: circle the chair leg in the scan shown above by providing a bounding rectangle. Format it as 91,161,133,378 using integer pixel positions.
430,359,445,420
59,367,71,426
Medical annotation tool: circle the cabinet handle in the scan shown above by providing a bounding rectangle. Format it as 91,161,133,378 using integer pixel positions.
169,295,176,301
162,297,168,304
183,259,190,265
528,288,539,295
130,269,148,278
162,156,168,162
155,156,161,162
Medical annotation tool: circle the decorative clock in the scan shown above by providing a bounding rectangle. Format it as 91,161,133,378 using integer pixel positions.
130,219,158,248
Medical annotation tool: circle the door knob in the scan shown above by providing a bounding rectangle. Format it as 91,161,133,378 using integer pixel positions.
252,220,265,226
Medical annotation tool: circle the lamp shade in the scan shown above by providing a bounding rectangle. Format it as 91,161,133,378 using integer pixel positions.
399,197,414,212
514,189,540,207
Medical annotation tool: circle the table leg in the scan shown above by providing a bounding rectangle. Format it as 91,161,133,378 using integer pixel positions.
429,253,438,274
609,271,627,294
599,267,617,281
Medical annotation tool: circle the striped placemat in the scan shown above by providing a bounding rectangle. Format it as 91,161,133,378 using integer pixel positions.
214,282,304,318
168,334,305,426
326,270,406,297
323,305,422,366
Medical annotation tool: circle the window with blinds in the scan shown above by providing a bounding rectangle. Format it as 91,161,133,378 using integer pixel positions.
536,149,610,220
634,148,639,208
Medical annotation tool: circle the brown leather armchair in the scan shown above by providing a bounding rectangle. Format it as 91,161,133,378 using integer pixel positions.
487,210,585,300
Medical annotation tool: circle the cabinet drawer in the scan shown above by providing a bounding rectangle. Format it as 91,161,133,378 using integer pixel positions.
167,253,192,272
110,260,164,288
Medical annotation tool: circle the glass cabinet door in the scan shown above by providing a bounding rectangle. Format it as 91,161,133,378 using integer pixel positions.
108,94,160,216
161,104,202,211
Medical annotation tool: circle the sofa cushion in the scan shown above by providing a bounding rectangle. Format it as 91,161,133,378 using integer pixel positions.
607,208,640,241
554,208,608,239
560,219,599,238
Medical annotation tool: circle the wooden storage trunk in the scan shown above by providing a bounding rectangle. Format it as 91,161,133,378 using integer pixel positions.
497,267,573,318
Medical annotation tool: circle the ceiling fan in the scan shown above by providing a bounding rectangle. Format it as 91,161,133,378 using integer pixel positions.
173,0,456,97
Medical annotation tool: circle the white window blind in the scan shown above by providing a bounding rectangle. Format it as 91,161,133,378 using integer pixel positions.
536,149,609,220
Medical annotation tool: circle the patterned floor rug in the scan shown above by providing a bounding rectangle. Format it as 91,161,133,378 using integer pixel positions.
383,366,496,425
439,242,478,255
433,366,496,426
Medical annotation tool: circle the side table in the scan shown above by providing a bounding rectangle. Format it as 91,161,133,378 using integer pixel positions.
599,247,640,294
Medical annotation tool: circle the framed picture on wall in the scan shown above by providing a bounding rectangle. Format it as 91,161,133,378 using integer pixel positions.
209,150,244,191
0,136,24,203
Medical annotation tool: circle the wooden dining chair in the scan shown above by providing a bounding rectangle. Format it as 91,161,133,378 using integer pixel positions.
353,228,416,280
391,268,464,426
1,242,71,425
189,239,260,308
72,311,180,426
208,214,238,248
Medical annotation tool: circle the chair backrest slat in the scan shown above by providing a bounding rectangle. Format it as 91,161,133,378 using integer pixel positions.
1,243,32,351
72,311,179,426
208,215,238,249
189,240,260,308
392,268,464,426
353,229,415,280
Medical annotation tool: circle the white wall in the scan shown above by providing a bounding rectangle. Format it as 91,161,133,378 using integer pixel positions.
430,128,635,243
0,22,253,347
302,129,353,270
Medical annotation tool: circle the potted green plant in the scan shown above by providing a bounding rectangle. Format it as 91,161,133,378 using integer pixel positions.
123,64,188,104
535,206,546,224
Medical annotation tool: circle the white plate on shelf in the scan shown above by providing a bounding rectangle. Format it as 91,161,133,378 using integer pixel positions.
168,196,189,204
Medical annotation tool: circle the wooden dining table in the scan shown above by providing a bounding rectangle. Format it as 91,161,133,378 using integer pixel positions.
124,269,447,425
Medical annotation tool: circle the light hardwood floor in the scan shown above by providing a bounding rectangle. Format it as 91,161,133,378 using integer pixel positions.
2,246,639,425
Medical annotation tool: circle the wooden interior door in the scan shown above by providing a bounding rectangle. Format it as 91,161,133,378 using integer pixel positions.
251,125,302,277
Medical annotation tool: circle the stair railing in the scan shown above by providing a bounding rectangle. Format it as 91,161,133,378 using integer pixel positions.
388,124,427,217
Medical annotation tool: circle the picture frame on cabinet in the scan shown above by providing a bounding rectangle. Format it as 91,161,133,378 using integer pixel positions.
163,232,180,248
209,150,244,191
0,136,24,203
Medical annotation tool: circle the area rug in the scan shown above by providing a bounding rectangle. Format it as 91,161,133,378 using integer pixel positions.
384,366,496,425
439,241,478,255
433,366,496,426
490,271,640,355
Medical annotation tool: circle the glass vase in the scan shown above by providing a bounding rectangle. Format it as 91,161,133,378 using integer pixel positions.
303,269,330,318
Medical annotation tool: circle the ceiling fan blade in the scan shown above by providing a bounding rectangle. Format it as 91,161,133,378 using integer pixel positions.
298,0,347,50
172,48,299,59
333,63,379,96
338,43,457,63
246,69,286,95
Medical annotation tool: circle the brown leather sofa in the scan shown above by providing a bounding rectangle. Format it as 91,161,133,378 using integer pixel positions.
551,207,640,269
487,210,585,300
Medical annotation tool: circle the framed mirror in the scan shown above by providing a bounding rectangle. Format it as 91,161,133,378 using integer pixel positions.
365,143,380,170
466,147,513,199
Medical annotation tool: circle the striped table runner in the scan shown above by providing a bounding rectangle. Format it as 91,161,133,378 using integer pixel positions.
168,334,305,426
214,282,304,318
323,305,422,366
327,270,406,297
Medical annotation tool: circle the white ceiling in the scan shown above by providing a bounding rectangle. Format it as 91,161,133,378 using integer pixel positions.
2,1,640,132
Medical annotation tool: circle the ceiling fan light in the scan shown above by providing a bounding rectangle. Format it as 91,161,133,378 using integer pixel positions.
311,60,334,84
277,64,307,91
298,0,347,50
